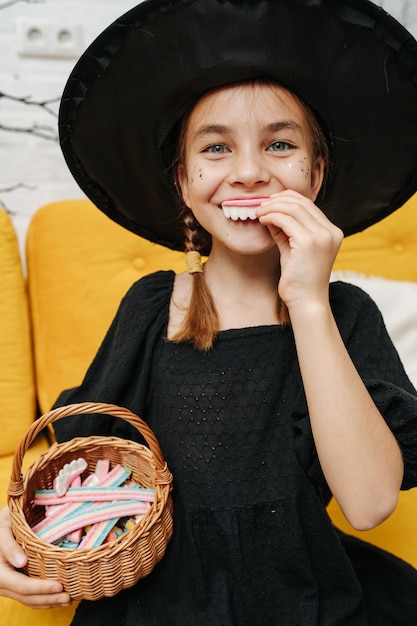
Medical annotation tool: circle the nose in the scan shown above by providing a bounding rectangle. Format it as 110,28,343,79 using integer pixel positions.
228,148,271,187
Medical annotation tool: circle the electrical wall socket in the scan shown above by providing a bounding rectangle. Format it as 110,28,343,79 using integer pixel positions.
16,17,84,59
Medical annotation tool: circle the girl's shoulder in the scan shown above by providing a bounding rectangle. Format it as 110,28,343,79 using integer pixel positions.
116,270,176,325
124,269,176,301
329,279,386,338
329,279,379,311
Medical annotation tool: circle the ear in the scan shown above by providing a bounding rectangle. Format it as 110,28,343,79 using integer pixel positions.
310,157,325,201
176,164,191,208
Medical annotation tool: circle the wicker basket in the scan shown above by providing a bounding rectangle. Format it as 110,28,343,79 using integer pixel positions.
8,402,173,601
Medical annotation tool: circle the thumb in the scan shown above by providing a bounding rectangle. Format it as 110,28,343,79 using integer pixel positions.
0,506,27,568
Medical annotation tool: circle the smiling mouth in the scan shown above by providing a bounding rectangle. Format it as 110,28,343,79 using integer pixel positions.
221,198,268,221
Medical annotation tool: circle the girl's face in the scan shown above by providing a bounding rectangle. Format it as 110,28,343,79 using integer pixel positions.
177,83,324,256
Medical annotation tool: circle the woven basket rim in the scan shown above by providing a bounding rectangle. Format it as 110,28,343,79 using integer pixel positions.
10,434,172,556
8,402,172,497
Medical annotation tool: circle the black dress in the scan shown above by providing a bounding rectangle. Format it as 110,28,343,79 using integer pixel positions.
53,271,417,625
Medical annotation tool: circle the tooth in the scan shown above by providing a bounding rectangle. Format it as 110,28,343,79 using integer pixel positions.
222,206,259,220
236,207,257,220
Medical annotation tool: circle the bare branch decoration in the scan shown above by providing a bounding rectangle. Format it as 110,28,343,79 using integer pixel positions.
0,91,60,117
0,92,59,140
0,184,37,216
0,122,57,140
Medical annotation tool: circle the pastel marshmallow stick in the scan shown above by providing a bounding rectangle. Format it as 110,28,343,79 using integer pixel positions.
78,517,119,549
68,526,83,544
32,500,96,534
66,476,84,540
55,458,88,496
34,486,155,506
77,485,154,501
70,475,82,488
82,473,100,487
95,464,131,488
36,500,150,544
94,458,110,480
45,501,64,517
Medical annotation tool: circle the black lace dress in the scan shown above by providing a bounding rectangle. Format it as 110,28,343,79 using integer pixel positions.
53,271,417,625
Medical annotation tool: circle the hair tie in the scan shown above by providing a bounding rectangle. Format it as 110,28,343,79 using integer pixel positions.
186,251,204,275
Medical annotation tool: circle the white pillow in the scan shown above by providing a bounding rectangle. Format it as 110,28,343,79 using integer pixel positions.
331,271,417,390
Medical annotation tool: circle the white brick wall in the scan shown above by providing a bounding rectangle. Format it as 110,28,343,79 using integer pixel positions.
0,0,140,255
0,0,416,255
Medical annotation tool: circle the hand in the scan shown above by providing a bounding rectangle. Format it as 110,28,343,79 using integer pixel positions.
257,190,343,310
0,506,71,608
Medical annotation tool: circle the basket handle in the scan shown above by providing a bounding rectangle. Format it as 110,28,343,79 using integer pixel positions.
8,402,171,497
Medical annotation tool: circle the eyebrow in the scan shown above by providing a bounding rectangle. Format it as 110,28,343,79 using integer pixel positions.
262,121,304,135
193,124,231,139
193,120,303,140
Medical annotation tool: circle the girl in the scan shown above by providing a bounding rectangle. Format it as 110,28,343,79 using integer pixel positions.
2,1,417,623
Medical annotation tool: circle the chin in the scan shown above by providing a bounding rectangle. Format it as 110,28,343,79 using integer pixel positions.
224,240,277,257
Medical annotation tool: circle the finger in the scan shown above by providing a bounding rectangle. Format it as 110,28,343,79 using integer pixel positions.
258,198,326,233
258,210,316,243
0,569,71,608
258,199,343,251
259,190,338,232
0,587,72,609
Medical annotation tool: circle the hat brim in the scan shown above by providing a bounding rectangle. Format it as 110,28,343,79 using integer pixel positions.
59,0,417,251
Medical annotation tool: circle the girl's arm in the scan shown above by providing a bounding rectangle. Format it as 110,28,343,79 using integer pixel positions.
289,299,403,530
258,191,404,530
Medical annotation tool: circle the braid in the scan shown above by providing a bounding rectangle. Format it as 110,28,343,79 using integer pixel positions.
181,207,208,254
171,206,219,351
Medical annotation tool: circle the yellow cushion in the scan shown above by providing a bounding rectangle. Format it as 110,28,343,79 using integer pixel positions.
334,193,417,281
1,600,77,626
328,493,417,569
0,208,36,456
27,200,186,413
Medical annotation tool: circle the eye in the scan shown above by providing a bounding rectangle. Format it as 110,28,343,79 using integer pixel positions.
268,141,295,153
203,144,229,154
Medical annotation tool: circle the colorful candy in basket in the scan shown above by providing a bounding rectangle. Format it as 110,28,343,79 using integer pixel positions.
31,457,156,549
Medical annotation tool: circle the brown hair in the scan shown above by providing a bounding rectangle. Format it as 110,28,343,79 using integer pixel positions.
171,80,330,351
